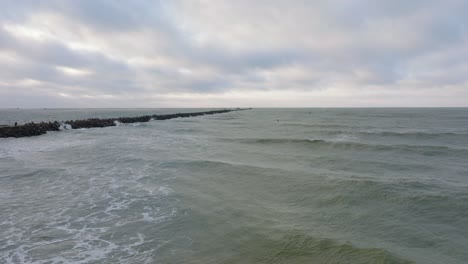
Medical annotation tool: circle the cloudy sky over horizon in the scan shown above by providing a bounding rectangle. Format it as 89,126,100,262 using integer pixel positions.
1,0,468,107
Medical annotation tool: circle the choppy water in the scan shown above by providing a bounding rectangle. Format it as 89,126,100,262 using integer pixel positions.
1,108,467,264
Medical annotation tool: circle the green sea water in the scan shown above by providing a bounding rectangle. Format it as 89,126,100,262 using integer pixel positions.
1,108,467,263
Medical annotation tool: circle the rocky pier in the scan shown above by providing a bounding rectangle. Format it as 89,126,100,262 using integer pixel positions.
0,108,251,138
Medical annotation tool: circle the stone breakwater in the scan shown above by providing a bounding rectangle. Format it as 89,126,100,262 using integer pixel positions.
0,121,61,138
0,109,250,138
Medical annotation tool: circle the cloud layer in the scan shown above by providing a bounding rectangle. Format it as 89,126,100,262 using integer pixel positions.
1,0,468,107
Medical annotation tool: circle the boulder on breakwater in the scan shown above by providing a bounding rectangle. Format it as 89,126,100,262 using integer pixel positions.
0,121,60,138
65,118,116,129
0,108,251,138
117,115,152,124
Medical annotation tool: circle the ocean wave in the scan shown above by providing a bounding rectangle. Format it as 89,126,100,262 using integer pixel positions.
281,123,468,137
241,231,413,264
350,131,468,139
299,174,468,207
281,123,370,129
327,130,468,139
362,131,467,137
173,128,200,133
227,138,468,156
160,159,281,174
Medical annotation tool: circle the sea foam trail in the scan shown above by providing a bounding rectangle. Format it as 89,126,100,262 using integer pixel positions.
0,108,251,138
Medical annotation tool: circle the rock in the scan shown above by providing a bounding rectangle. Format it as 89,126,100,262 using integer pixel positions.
0,109,251,138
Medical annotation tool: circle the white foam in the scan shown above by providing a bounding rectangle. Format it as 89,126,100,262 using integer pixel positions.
1,152,178,263
332,133,358,142
59,123,72,130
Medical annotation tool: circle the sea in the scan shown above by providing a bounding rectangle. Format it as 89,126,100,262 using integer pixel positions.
0,108,467,264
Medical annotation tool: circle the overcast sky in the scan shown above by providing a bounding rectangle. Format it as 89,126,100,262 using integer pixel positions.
1,0,468,107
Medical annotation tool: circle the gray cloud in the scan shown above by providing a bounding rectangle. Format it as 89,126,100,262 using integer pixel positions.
1,0,467,107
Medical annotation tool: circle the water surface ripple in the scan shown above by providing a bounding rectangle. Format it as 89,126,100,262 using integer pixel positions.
1,108,467,263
